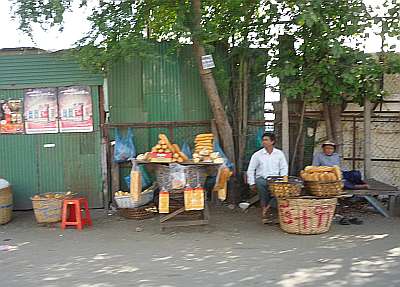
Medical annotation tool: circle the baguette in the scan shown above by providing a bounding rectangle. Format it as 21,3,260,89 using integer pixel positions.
172,144,181,153
130,170,142,202
178,151,189,161
159,133,175,153
333,165,342,180
195,133,214,138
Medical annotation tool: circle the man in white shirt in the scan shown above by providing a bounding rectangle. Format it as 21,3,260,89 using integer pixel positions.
247,133,288,223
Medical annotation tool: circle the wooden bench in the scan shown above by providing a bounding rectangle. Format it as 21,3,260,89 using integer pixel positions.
245,179,400,218
345,179,400,217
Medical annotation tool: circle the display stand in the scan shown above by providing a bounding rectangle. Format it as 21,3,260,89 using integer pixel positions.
133,160,219,230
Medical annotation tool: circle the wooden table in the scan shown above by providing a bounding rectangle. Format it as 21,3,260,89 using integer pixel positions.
344,179,400,217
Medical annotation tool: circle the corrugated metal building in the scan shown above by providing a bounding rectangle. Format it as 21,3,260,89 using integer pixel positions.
0,44,266,208
107,44,213,152
0,48,104,209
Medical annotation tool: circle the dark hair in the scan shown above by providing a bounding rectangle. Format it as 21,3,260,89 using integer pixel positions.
262,132,276,144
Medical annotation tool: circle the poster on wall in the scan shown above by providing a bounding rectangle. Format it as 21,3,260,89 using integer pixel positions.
0,99,24,134
24,88,59,134
58,86,93,133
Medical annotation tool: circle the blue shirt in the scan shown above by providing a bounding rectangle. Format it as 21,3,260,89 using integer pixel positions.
312,152,341,167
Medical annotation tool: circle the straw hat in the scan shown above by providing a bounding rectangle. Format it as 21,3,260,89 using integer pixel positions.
322,141,336,147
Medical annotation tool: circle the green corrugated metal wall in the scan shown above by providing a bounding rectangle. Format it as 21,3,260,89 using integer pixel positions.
108,44,211,124
108,44,212,153
0,50,104,210
0,51,102,89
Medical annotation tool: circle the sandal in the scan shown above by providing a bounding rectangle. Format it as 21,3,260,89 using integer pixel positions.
262,214,272,224
349,217,363,225
339,218,351,225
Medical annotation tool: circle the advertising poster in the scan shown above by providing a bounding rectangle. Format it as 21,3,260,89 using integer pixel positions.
58,86,93,133
0,99,24,134
24,88,59,134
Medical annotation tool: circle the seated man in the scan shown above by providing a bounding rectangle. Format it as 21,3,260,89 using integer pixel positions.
313,141,368,190
313,141,366,225
247,132,288,224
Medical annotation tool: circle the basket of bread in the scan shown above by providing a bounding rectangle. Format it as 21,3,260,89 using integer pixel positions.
267,176,303,198
300,166,344,197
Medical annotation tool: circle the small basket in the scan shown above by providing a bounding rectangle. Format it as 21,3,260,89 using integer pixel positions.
0,186,12,225
268,176,303,198
119,204,157,220
31,194,65,223
115,185,155,209
304,180,344,197
278,197,337,235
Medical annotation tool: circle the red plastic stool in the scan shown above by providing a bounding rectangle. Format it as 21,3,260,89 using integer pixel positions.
61,197,92,230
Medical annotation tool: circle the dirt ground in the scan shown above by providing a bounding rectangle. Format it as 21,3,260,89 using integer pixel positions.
1,206,400,287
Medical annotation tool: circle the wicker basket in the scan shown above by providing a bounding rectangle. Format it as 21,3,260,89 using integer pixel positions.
304,180,344,197
278,197,337,235
0,186,12,225
268,176,303,198
115,186,155,209
119,204,157,220
31,194,65,223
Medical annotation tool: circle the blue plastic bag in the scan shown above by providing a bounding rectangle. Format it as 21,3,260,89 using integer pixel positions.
213,140,234,170
124,166,152,190
181,142,192,159
113,128,136,163
256,127,264,148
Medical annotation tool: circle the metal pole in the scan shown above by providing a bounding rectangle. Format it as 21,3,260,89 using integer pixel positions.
352,116,356,170
282,96,290,162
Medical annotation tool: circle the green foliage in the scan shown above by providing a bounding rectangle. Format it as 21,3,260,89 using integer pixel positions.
265,0,400,104
10,0,400,105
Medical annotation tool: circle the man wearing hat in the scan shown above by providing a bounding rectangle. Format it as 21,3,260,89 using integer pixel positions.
312,140,368,190
312,141,341,167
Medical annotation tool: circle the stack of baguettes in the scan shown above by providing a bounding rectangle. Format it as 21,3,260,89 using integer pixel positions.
194,133,214,154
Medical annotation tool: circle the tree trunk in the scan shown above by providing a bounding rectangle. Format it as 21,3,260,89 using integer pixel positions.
290,101,305,174
282,96,290,161
364,98,372,179
329,104,343,155
237,55,249,173
191,0,235,165
323,103,334,141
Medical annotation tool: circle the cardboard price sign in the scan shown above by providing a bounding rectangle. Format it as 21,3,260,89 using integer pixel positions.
184,186,204,211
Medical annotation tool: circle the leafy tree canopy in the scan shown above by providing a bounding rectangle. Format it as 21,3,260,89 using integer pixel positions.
11,0,400,105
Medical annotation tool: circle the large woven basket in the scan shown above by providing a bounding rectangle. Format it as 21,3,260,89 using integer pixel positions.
0,186,12,225
31,194,65,223
277,197,337,235
119,204,157,220
304,180,344,197
155,164,207,190
268,176,303,198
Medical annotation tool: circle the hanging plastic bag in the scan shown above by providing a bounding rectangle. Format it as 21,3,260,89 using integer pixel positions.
181,142,192,159
170,164,186,190
130,161,142,202
158,188,170,213
185,170,205,210
256,127,264,148
113,128,136,163
213,140,234,170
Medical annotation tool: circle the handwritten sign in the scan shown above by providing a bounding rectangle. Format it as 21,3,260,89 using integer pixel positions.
279,200,335,230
